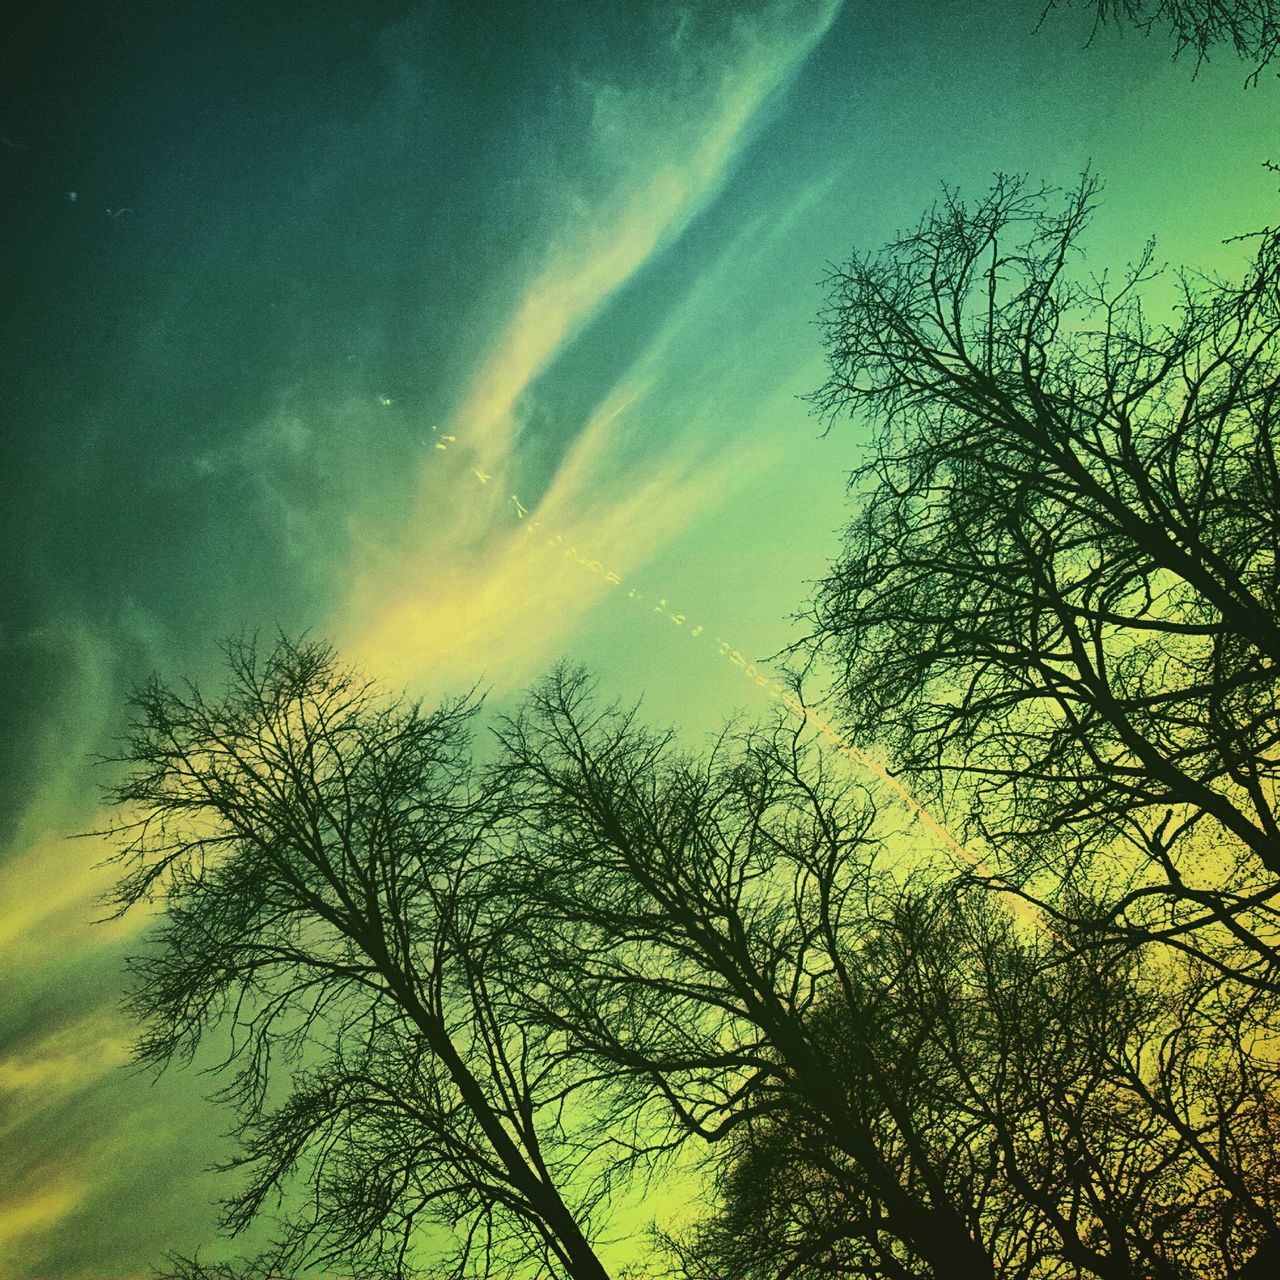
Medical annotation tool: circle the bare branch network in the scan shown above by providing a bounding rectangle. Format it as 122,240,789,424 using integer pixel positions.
91,18,1280,1272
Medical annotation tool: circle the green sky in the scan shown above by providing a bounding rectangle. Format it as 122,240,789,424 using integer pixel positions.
1,1,1276,1274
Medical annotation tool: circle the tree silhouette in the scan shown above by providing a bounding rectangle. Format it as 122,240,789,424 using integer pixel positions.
797,173,1280,990
100,636,613,1280
664,893,1280,1280
1041,0,1280,77
100,642,1280,1277
490,668,1280,1279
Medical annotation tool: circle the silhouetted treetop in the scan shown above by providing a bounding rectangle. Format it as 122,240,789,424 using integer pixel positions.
99,642,1280,1279
1042,0,1280,77
100,635,615,1280
801,173,1280,984
491,668,1280,1280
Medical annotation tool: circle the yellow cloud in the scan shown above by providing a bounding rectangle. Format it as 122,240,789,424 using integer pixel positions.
0,1180,86,1260
348,432,765,691
0,1014,131,1110
341,268,773,695
0,823,142,966
342,4,841,696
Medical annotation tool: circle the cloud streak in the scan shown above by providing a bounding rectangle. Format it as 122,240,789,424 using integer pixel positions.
451,1,841,461
347,0,840,692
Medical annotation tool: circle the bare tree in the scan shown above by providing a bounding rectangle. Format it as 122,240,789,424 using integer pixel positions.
100,636,614,1280
796,173,1280,988
489,668,1280,1279
664,892,1280,1280
1040,0,1280,77
99,639,1280,1276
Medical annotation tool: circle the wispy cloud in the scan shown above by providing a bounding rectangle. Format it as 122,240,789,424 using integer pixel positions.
346,0,840,691
451,1,841,461
0,826,136,965
342,200,788,688
348,423,764,690
0,1181,88,1267
0,615,140,969
0,1015,131,1114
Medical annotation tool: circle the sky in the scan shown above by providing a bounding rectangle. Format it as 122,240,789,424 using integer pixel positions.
0,1,1276,1275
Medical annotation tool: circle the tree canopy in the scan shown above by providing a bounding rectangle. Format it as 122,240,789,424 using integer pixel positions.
1042,0,1280,77
799,173,1280,991
96,35,1280,1274
101,643,1280,1279
495,669,1280,1279
102,637,614,1280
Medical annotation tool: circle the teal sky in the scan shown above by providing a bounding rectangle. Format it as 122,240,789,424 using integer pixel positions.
1,2,1276,1274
